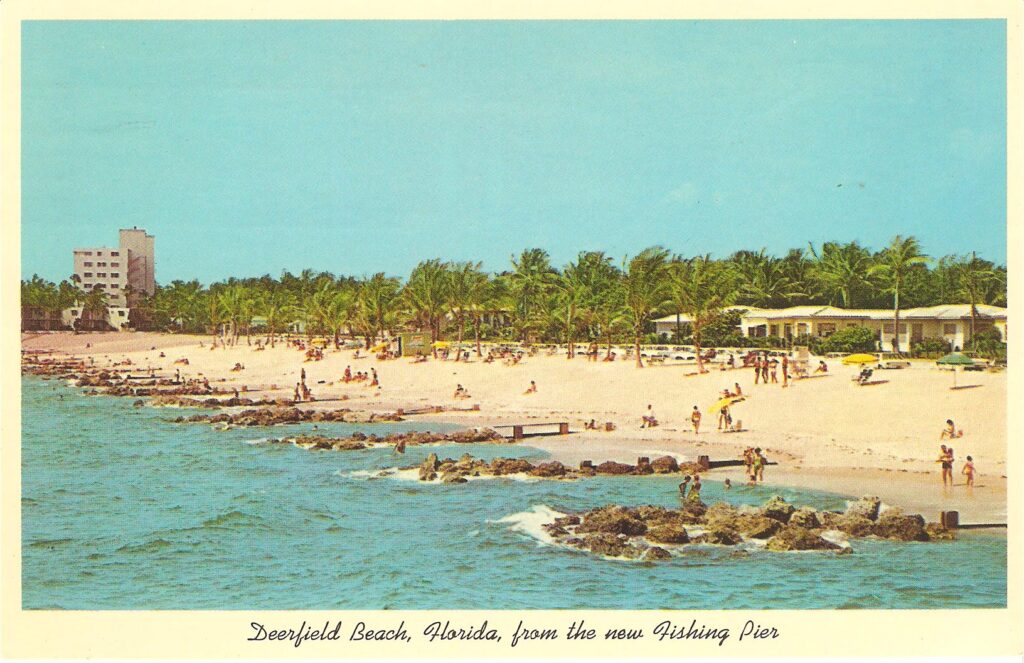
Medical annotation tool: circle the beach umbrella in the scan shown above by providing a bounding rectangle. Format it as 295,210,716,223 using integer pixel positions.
937,352,975,388
841,353,877,365
432,341,450,349
710,395,744,413
369,342,388,352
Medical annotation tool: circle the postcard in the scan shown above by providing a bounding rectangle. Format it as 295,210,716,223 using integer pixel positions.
2,1,1021,659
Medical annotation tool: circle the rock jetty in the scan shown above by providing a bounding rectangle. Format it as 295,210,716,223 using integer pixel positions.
534,495,956,560
406,453,705,483
268,429,507,451
175,407,404,426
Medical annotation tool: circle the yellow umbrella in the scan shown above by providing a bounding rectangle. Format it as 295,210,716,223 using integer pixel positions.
841,353,877,365
710,395,744,413
369,342,387,352
432,341,450,349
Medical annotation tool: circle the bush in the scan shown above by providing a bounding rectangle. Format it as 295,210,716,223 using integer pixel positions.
911,337,952,358
796,326,878,355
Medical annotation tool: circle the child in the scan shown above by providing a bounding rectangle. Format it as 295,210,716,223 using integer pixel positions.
723,478,732,490
962,456,976,487
678,475,691,498
687,475,702,501
524,380,538,395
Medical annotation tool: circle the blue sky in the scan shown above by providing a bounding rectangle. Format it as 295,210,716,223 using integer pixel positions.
21,20,1006,283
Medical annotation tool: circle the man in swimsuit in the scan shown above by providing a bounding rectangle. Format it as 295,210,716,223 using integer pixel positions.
938,445,954,486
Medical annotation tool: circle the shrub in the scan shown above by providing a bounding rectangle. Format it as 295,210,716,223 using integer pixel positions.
911,337,952,358
802,326,878,355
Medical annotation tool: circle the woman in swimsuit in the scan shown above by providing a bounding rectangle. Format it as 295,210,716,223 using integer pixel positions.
938,445,954,486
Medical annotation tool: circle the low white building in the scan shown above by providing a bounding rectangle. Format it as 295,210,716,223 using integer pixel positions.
654,304,1007,352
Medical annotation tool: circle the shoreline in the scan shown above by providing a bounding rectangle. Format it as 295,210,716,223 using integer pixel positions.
21,331,1008,523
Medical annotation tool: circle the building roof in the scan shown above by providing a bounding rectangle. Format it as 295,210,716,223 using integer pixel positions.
740,304,1006,322
652,305,760,324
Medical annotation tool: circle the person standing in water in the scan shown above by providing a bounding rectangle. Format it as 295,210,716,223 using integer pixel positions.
678,475,691,498
938,445,954,486
962,455,976,487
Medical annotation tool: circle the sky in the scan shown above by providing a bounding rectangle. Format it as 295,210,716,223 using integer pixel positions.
21,20,1007,284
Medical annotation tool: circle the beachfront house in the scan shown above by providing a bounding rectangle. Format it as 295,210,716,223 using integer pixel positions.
739,304,1006,351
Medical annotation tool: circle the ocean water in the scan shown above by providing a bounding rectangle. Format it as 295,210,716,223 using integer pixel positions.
22,376,1006,610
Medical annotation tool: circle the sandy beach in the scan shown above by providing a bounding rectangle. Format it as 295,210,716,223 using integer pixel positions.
21,331,1008,523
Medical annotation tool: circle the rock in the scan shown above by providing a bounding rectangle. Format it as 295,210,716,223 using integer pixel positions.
582,533,643,559
646,524,689,544
419,453,440,481
542,524,569,538
441,473,468,484
576,506,647,536
789,507,821,529
133,399,145,407
736,514,782,539
650,456,680,474
595,460,635,475
762,495,795,522
873,509,928,541
846,496,882,521
924,523,957,541
679,499,708,522
633,457,654,475
553,515,580,527
529,461,567,477
765,525,841,552
703,524,742,545
832,514,875,537
642,546,672,561
489,458,535,475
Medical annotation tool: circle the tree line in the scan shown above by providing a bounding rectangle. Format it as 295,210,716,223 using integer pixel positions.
22,237,1007,365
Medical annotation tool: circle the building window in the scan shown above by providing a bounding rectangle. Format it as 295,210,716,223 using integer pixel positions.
98,262,107,267
84,284,92,289
84,251,92,256
769,324,779,336
97,251,103,256
111,262,119,267
71,310,78,315
943,323,957,335
883,323,908,334
84,272,92,278
84,262,93,267
118,310,126,316
111,272,119,277
111,251,119,256
817,323,837,337
111,284,119,289
97,273,106,277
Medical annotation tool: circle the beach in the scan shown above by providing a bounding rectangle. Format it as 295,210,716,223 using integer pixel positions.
21,330,1007,524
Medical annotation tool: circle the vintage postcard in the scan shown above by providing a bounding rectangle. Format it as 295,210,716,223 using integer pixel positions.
2,1,1021,659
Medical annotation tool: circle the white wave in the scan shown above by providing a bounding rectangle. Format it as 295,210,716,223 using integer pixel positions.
492,505,567,545
820,529,853,550
243,437,272,445
642,450,689,462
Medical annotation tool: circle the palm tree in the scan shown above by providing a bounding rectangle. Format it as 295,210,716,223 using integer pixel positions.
809,241,873,308
356,273,401,347
323,287,356,348
552,260,589,358
80,285,110,330
670,255,737,373
731,249,805,308
869,235,929,354
508,249,556,344
447,262,487,359
953,251,997,349
622,246,671,367
404,259,451,354
257,288,295,347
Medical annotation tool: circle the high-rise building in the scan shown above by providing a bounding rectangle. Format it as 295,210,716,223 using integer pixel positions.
72,227,155,309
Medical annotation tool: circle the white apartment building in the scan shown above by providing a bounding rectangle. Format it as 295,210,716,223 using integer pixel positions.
69,228,155,329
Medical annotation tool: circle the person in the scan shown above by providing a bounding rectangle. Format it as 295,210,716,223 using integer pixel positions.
343,366,352,383
962,455,976,487
734,383,743,397
524,380,537,395
938,445,954,486
815,360,828,373
678,475,691,498
723,478,732,490
941,419,963,439
394,439,407,455
293,383,301,402
718,404,729,431
454,384,465,398
760,355,770,383
753,448,765,483
641,404,658,428
690,406,702,434
781,355,790,387
753,356,762,384
769,358,778,383
687,475,702,501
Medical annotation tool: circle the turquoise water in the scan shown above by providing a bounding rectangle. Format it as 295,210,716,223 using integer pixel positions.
22,376,1006,610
